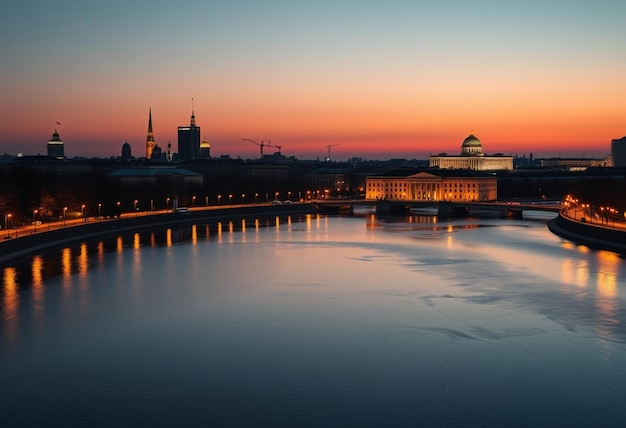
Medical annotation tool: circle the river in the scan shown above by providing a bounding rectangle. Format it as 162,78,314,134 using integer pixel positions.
2,212,626,427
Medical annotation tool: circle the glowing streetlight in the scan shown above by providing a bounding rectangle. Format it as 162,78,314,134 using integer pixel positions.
63,207,67,227
242,193,245,204
217,195,222,205
98,203,102,220
4,213,11,238
255,193,259,203
134,199,138,216
192,196,196,207
229,194,233,204
81,204,85,223
33,209,38,232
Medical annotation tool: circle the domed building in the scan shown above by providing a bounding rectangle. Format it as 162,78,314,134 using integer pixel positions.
429,132,512,170
461,132,483,156
121,141,132,160
199,137,211,159
47,129,65,159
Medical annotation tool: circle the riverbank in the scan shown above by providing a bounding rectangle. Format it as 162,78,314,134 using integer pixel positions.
548,211,626,255
0,204,316,267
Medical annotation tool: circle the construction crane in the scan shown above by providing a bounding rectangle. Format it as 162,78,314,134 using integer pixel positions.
326,144,340,161
242,138,265,158
266,141,282,155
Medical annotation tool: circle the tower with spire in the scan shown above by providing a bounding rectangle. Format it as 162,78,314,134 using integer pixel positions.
177,99,201,161
47,128,65,159
146,107,156,159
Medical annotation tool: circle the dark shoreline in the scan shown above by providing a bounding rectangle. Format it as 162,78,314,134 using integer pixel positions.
0,204,317,267
548,212,626,255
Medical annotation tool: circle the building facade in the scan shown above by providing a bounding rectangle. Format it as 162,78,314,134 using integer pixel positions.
429,133,513,171
178,108,201,161
366,171,497,202
539,157,612,170
47,129,65,159
611,137,626,167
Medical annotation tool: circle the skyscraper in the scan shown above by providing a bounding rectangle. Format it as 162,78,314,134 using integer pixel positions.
178,104,200,161
611,136,626,167
47,129,64,159
146,107,155,160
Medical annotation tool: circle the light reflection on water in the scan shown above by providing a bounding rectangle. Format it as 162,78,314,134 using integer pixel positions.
2,213,626,426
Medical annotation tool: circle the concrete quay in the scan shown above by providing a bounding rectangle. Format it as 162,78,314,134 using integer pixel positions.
548,211,626,255
0,203,316,267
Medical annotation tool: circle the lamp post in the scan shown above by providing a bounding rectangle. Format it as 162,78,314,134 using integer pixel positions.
98,203,102,220
33,209,38,232
116,201,121,218
4,213,11,238
242,193,245,204
81,204,85,223
217,195,221,205
229,194,233,204
255,193,259,203
166,197,170,212
192,196,196,207
134,199,138,216
63,207,67,228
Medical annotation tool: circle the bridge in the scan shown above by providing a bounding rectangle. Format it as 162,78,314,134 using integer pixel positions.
314,199,561,219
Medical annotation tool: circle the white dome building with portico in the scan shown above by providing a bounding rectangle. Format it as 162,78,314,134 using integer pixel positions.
429,132,513,170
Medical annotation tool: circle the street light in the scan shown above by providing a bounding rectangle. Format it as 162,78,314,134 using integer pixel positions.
81,204,85,223
166,197,170,212
134,199,138,216
242,193,245,204
98,203,102,220
229,194,233,204
63,207,67,227
192,196,196,207
255,193,259,203
33,209,38,232
217,195,221,205
4,213,11,238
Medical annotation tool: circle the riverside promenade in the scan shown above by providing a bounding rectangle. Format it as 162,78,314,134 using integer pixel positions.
0,203,316,266
548,208,626,255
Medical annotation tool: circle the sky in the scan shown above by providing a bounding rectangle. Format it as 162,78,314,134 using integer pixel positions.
1,0,625,161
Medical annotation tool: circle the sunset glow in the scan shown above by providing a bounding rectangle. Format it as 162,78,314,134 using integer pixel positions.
1,1,625,160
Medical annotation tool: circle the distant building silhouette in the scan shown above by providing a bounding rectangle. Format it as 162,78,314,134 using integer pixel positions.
165,141,172,162
178,105,200,161
47,129,64,159
611,136,626,167
146,107,155,159
151,144,163,160
199,137,211,159
121,141,132,160
429,132,513,170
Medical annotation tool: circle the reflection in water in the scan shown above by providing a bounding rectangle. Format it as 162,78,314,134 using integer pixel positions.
78,243,89,278
2,267,18,342
2,214,626,426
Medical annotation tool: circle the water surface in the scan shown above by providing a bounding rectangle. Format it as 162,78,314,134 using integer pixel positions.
2,213,626,427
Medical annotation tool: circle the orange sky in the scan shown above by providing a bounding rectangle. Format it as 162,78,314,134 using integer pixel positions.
1,1,625,160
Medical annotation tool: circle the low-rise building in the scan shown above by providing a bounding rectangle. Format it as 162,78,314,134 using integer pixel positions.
366,170,497,202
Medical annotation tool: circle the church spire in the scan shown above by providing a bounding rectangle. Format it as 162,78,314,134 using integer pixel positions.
190,97,196,127
146,107,155,159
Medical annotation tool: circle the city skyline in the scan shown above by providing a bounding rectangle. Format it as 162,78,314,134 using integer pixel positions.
1,1,625,160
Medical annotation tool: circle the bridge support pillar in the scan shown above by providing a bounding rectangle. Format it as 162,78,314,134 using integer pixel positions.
437,202,470,219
